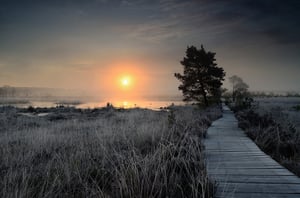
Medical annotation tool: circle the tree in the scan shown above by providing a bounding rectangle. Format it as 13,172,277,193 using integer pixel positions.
229,75,253,109
228,75,249,102
174,45,225,106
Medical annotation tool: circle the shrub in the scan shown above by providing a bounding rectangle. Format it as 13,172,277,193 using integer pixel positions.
0,106,221,197
236,109,300,162
293,105,300,111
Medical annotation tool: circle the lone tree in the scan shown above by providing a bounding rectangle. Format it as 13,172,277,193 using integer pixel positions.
228,75,249,102
229,75,253,109
174,45,225,106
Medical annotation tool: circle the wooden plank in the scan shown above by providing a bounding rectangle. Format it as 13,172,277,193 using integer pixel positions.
217,183,300,193
215,192,300,198
207,165,283,169
204,105,300,197
206,158,278,163
206,153,269,157
205,150,262,152
209,172,294,176
213,176,300,184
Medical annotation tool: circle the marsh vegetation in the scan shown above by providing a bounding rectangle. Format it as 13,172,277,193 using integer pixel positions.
234,97,300,176
0,105,221,198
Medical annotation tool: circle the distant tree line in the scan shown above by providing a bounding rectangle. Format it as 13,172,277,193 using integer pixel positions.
0,85,40,98
0,86,85,98
250,91,300,98
0,86,21,97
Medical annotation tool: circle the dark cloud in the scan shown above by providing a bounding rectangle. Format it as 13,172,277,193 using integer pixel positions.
160,0,300,44
129,0,299,45
261,26,300,44
0,0,299,91
220,0,300,44
1,0,300,45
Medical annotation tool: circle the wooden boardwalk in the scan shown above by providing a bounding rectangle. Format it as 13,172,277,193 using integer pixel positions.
204,106,300,198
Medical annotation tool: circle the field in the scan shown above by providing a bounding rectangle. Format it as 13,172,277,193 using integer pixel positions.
255,97,300,132
235,97,300,176
0,105,221,198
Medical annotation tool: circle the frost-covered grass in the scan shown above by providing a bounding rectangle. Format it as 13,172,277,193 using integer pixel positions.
0,105,221,198
235,97,300,176
255,97,300,131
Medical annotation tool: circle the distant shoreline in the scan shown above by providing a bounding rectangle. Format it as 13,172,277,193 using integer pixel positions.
0,97,186,110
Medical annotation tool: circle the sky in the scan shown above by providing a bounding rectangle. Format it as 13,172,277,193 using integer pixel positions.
1,0,300,99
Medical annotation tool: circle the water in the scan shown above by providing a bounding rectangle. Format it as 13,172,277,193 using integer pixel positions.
77,101,184,110
0,99,185,110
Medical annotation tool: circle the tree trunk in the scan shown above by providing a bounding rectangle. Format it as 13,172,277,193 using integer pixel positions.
201,84,208,107
203,92,208,107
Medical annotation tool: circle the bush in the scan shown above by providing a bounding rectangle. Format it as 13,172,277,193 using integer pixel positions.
293,105,300,111
27,106,35,113
236,110,300,161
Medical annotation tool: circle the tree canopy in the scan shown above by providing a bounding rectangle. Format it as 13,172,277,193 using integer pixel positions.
228,75,253,109
175,45,225,106
228,75,249,102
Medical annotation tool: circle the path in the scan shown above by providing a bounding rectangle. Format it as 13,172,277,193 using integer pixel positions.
204,106,300,198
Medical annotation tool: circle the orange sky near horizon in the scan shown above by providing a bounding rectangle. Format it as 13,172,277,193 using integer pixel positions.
1,0,300,97
96,59,150,101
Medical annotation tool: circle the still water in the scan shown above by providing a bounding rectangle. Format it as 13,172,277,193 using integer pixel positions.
0,100,185,110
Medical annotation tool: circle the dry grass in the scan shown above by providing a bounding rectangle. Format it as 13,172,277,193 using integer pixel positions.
0,105,221,198
255,97,300,131
235,97,300,176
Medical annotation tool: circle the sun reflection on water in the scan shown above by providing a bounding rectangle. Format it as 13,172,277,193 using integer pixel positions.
3,100,185,110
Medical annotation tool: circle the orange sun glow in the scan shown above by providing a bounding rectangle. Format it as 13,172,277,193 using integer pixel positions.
121,76,130,87
96,59,150,100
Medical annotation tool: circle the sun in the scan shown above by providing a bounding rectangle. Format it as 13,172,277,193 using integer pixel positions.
121,76,131,87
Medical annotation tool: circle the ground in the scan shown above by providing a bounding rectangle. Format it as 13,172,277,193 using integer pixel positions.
0,105,221,198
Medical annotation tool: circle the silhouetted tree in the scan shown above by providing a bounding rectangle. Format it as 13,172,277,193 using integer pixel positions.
229,75,253,109
174,45,225,106
228,75,249,102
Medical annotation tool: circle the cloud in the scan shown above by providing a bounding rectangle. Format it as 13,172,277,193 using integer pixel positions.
124,21,182,42
261,27,300,45
228,0,300,44
156,0,300,45
2,0,299,46
67,63,96,72
118,0,244,43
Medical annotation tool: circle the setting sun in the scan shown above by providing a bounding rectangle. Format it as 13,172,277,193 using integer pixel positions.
96,59,150,100
121,77,130,87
